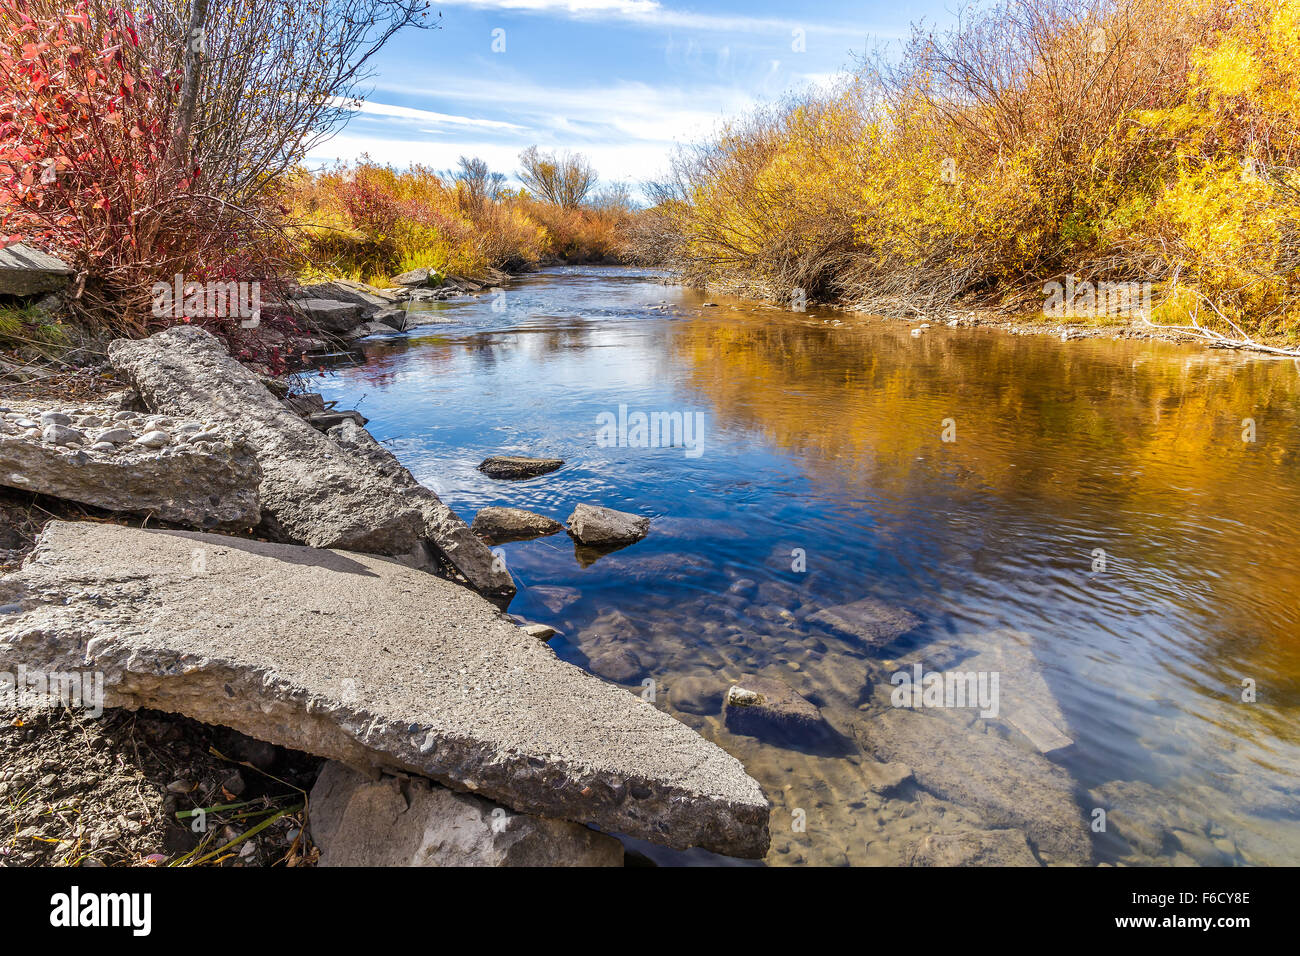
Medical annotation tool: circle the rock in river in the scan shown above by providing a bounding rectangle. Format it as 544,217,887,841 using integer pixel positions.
0,521,769,858
478,455,565,480
567,503,651,548
310,761,623,866
723,674,829,745
471,506,564,544
807,597,921,648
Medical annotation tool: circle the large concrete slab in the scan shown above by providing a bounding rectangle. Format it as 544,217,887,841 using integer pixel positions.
108,326,513,602
0,521,770,857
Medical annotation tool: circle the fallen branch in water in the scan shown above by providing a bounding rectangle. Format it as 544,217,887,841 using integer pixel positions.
1138,291,1300,358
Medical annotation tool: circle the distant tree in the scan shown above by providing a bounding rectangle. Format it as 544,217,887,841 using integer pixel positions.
518,146,597,208
455,156,507,208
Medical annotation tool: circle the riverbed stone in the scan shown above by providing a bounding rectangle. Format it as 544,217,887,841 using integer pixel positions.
567,503,651,548
724,674,828,743
478,455,565,480
906,829,1041,867
807,597,921,647
471,506,564,544
0,428,260,530
107,326,513,602
0,521,770,858
309,761,624,866
393,267,438,287
859,706,1091,863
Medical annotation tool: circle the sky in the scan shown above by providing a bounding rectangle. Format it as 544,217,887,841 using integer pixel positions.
306,0,961,195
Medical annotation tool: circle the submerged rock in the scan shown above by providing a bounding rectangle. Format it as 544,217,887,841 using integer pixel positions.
567,503,651,548
906,829,1040,867
860,707,1091,864
310,762,624,867
471,506,564,544
0,521,770,857
478,455,565,480
724,674,829,745
807,597,921,647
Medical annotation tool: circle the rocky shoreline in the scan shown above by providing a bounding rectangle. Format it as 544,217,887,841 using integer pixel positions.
0,262,775,866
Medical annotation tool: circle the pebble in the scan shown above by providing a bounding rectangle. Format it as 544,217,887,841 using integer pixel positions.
41,424,86,446
89,442,116,453
91,427,133,444
165,779,193,794
134,430,171,448
39,412,72,425
187,431,222,443
112,411,138,421
14,418,37,429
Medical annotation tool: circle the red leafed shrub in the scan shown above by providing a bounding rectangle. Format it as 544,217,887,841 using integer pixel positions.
0,0,297,359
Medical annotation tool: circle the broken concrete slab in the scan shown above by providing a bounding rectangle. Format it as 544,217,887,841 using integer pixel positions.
0,243,72,296
567,503,650,548
107,326,512,602
326,421,514,602
309,761,624,866
859,707,1090,864
0,521,769,857
0,413,260,530
471,506,564,544
806,597,921,648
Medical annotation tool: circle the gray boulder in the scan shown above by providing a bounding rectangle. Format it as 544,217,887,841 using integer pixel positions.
295,298,366,335
567,503,650,548
392,267,439,287
471,506,564,544
309,762,624,866
107,327,512,602
0,521,770,858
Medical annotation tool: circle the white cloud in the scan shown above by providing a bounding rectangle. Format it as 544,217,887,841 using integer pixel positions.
330,97,526,131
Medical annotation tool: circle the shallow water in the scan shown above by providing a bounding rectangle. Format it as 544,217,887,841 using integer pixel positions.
318,265,1300,866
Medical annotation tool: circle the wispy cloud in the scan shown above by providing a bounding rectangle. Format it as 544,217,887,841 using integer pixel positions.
439,0,899,37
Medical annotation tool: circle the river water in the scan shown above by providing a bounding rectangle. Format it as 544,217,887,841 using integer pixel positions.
318,265,1300,866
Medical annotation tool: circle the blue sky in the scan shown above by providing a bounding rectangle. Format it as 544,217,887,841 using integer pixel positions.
307,0,959,193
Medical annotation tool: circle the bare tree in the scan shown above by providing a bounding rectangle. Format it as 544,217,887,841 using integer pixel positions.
518,146,597,207
146,0,435,204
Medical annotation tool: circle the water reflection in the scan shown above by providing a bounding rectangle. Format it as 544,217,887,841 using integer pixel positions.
319,266,1300,866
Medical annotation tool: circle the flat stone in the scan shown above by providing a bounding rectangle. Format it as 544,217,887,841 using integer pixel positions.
0,521,769,857
471,506,564,544
0,429,260,530
108,327,512,602
0,243,72,296
310,762,623,866
567,503,651,548
669,675,724,716
807,597,921,647
859,707,1091,863
906,829,1041,867
305,410,367,432
478,455,564,480
41,424,84,446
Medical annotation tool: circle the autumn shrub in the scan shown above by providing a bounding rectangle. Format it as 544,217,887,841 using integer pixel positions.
657,0,1300,342
0,0,300,364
